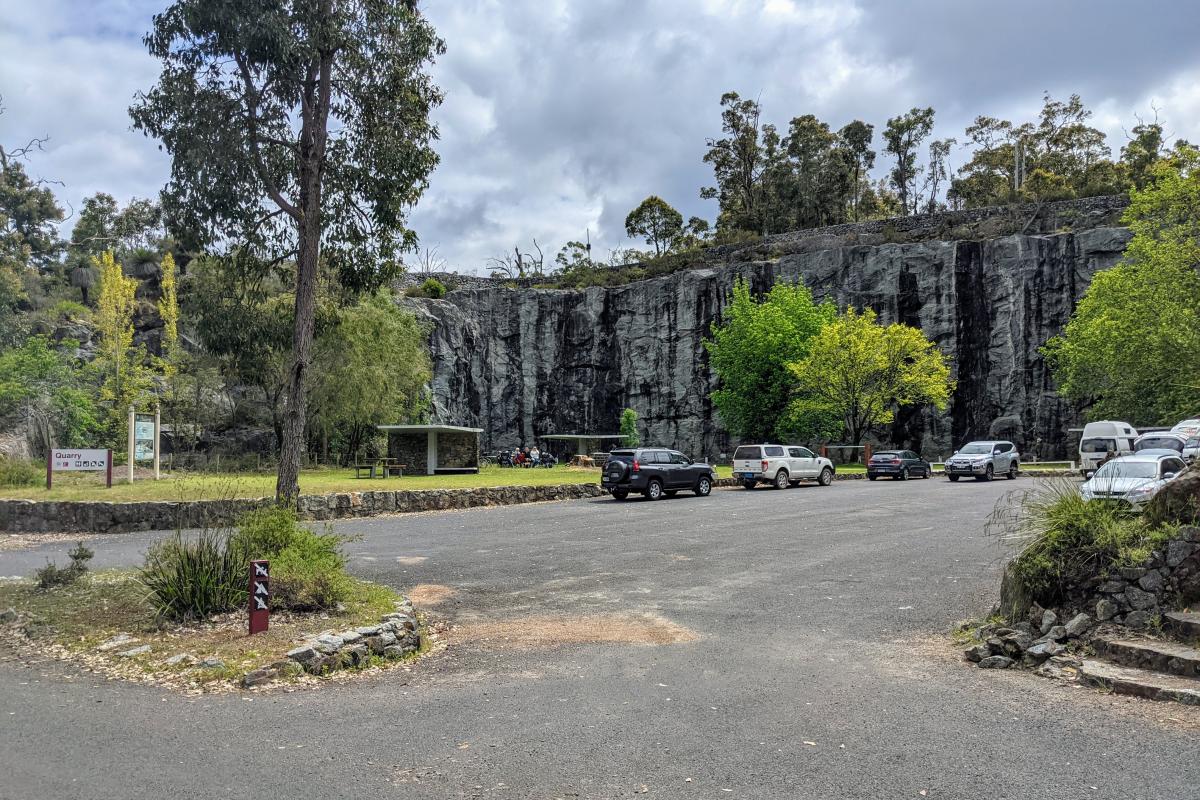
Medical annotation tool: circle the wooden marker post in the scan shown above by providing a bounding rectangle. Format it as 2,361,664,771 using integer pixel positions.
249,560,270,635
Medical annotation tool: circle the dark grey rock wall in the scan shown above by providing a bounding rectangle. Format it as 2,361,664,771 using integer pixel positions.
410,201,1132,461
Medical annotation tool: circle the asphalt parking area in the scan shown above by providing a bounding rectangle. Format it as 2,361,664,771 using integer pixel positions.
2,476,1198,799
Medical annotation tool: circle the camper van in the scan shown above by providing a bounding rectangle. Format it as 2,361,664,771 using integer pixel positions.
1078,420,1138,477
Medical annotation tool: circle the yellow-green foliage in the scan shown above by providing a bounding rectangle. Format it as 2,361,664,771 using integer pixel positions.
94,251,153,439
788,307,953,445
157,252,179,357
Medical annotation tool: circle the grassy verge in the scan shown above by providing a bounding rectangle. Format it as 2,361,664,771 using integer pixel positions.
0,570,420,691
0,463,876,503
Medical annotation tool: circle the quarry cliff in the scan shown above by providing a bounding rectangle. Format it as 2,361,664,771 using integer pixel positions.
406,196,1131,460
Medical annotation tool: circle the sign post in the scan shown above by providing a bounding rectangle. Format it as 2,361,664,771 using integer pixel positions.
127,405,136,484
249,560,270,635
47,448,113,490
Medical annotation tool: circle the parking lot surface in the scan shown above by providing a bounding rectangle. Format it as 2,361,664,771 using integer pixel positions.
2,478,1198,799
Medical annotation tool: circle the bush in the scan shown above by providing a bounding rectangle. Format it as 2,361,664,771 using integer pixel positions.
140,530,246,621
35,542,94,588
0,456,41,488
988,478,1176,605
229,507,351,611
140,509,353,621
404,277,447,299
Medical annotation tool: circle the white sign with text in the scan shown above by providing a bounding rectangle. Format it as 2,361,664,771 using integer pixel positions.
52,449,110,471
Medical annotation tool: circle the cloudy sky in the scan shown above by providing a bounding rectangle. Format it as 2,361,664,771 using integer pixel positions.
4,0,1200,273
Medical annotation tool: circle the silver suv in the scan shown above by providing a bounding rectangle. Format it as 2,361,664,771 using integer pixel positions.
944,440,1019,482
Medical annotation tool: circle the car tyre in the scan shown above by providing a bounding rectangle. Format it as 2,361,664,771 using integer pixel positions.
948,475,960,482
742,480,757,490
818,467,833,486
1007,461,1019,480
645,479,664,500
774,470,790,489
976,464,994,482
868,474,877,481
611,490,629,501
695,476,712,497
899,468,909,481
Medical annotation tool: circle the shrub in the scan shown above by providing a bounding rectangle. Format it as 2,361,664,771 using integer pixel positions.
988,478,1176,605
35,542,94,588
140,529,246,621
230,507,351,611
404,277,447,299
0,456,41,488
140,509,354,621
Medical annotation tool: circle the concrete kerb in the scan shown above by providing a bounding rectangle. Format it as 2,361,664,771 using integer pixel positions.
0,470,1074,534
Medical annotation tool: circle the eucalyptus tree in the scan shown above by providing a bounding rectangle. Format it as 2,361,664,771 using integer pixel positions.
131,0,445,501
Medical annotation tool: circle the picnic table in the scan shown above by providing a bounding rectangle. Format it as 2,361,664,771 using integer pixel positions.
353,458,406,479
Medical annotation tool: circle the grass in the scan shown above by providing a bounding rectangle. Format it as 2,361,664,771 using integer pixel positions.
0,569,409,688
3,463,875,502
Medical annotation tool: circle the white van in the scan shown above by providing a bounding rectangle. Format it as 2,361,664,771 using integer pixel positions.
1078,421,1138,477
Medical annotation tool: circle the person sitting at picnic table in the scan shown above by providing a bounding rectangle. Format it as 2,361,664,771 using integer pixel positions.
513,449,525,467
529,446,541,466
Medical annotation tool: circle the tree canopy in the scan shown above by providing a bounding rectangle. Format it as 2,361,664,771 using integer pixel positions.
788,307,953,446
703,278,836,442
625,196,684,256
132,0,445,501
1044,148,1200,424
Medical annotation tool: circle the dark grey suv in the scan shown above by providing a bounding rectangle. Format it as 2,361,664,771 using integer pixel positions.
602,448,717,501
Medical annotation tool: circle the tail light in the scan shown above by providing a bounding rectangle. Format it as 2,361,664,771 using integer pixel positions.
761,459,769,472
632,459,640,473
890,458,901,465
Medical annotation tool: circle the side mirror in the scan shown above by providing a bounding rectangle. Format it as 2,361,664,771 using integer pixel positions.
1164,472,1177,480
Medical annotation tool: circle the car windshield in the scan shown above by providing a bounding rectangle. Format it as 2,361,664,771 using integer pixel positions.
1093,461,1159,480
1081,438,1116,453
1136,437,1183,452
733,446,761,460
958,444,991,454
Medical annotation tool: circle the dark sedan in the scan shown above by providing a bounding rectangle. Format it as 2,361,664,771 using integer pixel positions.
867,450,932,480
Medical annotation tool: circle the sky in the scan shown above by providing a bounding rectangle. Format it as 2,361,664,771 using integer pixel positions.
3,0,1200,273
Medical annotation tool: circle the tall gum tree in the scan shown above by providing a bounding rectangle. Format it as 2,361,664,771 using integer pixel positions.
131,0,444,502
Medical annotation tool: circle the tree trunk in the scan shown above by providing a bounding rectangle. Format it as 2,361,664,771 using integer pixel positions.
276,214,320,503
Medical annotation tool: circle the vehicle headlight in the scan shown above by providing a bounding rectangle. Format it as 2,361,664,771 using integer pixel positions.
1127,484,1158,499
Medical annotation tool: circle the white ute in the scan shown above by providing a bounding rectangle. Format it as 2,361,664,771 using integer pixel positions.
732,444,835,489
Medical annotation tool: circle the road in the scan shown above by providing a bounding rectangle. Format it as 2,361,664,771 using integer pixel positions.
1,478,1197,799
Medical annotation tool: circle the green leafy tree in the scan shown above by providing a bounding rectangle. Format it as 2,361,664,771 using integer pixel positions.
702,92,771,236
788,307,953,445
1043,148,1200,423
837,120,875,221
132,0,445,503
883,107,936,215
308,291,431,460
625,196,684,256
0,151,63,343
619,408,640,448
703,278,836,442
0,336,98,456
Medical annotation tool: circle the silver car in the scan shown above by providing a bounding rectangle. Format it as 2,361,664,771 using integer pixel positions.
1081,452,1188,509
944,440,1020,482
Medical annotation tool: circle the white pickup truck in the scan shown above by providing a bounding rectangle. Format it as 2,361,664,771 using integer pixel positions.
732,444,835,489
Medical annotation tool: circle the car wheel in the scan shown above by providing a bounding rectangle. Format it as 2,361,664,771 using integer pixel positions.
976,464,994,482
818,467,833,486
868,474,877,481
695,476,712,497
1007,461,1018,480
645,479,663,500
899,468,909,481
742,480,757,490
611,490,628,501
774,470,789,489
948,475,960,482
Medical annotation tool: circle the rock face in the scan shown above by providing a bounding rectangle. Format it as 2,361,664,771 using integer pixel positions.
413,197,1131,460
